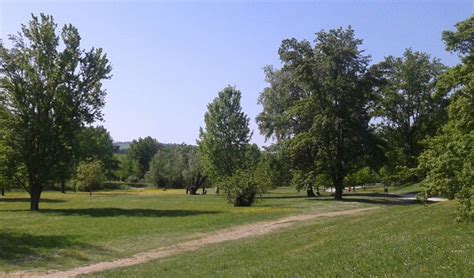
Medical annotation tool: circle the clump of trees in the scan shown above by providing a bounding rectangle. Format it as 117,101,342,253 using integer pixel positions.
145,144,206,193
373,49,447,183
127,136,160,180
253,17,472,220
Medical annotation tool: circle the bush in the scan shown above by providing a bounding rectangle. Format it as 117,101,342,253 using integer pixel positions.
455,188,473,222
222,165,271,207
75,160,106,194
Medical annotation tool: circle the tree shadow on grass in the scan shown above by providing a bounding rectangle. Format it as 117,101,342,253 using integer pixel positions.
34,208,222,217
260,195,309,200
0,198,66,203
0,232,107,268
343,193,407,198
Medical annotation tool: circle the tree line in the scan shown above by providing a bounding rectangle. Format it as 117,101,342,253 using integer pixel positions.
0,14,472,220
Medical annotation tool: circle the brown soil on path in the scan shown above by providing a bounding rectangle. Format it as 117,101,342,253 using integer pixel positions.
8,207,377,278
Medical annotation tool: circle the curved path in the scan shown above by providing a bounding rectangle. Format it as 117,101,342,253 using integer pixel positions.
8,207,378,278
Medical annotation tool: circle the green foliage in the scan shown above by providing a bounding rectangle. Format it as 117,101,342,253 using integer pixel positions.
344,167,378,186
144,144,206,189
114,154,140,182
372,49,447,177
0,14,111,209
455,188,473,222
127,137,159,179
75,160,106,193
418,16,473,222
198,86,252,181
262,143,292,187
257,27,383,199
76,126,119,180
290,170,315,192
222,164,272,207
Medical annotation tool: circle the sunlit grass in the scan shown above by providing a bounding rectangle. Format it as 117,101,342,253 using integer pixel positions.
93,201,474,277
0,187,365,273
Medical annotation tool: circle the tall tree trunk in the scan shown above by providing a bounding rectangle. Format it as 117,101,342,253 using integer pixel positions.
1,187,4,196
61,180,66,193
30,183,42,211
332,170,344,200
334,183,343,200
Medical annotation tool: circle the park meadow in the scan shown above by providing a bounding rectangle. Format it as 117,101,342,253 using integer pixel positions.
0,5,473,278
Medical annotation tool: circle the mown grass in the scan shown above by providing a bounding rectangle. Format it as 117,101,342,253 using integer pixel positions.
93,201,474,277
0,187,367,273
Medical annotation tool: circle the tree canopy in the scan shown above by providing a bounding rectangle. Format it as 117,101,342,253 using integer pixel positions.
373,49,447,177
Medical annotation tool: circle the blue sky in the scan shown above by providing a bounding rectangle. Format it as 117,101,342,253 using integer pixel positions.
0,0,471,146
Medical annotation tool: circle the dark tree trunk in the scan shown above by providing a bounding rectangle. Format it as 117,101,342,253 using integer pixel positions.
30,183,42,211
1,187,4,196
61,180,66,193
334,184,343,200
306,186,316,197
189,172,207,195
333,173,344,200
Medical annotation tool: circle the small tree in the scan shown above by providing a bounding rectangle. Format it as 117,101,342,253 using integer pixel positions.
198,86,252,192
75,160,106,196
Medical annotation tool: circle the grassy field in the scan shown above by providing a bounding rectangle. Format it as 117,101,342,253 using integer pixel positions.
92,201,474,277
0,187,367,273
1,186,471,276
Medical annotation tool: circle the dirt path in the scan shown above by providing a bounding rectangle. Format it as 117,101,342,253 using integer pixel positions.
9,207,377,278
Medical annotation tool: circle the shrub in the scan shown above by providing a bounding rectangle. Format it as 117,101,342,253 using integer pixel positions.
75,160,106,195
222,165,271,207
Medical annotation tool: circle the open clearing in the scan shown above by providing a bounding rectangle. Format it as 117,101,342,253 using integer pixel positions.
1,186,472,277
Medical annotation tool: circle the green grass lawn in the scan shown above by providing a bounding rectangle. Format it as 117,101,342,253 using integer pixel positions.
0,187,367,273
92,201,474,277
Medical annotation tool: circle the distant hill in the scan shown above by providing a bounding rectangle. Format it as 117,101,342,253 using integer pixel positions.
113,141,131,154
113,141,196,154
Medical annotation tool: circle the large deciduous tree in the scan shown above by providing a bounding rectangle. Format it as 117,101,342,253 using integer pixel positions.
0,14,111,210
373,49,447,180
257,27,383,200
418,16,473,221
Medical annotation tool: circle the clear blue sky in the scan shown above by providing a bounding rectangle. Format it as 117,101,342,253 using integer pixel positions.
0,0,472,147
